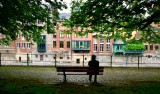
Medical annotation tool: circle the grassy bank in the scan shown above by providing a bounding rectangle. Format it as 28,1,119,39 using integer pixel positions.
1,80,160,94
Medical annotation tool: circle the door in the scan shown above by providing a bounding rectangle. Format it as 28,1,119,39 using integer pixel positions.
19,57,21,62
40,55,43,61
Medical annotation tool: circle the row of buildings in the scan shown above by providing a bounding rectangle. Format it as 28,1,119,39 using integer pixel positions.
0,13,160,64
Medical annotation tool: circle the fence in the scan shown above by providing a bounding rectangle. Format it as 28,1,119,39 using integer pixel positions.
0,53,160,68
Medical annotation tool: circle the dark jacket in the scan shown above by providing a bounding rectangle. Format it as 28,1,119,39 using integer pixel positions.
88,60,99,68
88,60,99,74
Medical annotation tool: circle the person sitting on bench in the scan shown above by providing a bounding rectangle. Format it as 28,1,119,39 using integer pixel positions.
88,54,99,83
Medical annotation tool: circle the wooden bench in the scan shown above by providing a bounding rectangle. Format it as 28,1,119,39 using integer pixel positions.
56,66,104,83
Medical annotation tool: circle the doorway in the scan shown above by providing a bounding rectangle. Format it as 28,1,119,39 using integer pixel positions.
40,55,43,61
19,57,21,62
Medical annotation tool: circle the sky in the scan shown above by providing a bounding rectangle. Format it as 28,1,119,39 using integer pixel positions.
42,0,71,13
59,0,71,13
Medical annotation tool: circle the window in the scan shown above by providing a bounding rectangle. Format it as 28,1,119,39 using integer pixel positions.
74,33,78,38
22,35,24,40
53,41,56,48
54,22,57,27
84,41,90,49
72,41,90,50
53,34,56,38
100,44,104,52
60,31,64,38
117,46,122,50
16,43,20,48
76,59,80,64
155,45,159,50
60,57,63,59
60,41,64,48
80,41,83,49
42,35,46,39
67,41,70,48
37,19,43,24
145,45,148,50
94,44,98,52
66,34,71,38
106,39,110,43
26,43,31,49
106,39,110,51
37,35,46,52
100,38,104,43
22,43,25,48
106,44,110,51
150,44,153,50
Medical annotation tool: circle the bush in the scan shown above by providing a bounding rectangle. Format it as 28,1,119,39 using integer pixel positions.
123,44,145,51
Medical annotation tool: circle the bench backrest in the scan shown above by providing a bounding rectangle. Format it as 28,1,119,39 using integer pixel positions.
56,66,104,72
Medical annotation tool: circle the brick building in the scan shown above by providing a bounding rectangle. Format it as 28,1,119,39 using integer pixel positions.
0,13,160,65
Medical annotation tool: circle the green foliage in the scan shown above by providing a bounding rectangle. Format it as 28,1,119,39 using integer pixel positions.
0,0,67,44
64,0,160,43
123,44,145,51
128,40,143,44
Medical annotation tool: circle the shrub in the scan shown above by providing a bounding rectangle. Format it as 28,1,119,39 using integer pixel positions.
123,44,145,51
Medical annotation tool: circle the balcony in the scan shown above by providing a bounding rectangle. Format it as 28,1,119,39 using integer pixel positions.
124,50,144,54
37,35,46,52
72,41,90,50
113,44,125,53
114,49,125,53
37,43,46,52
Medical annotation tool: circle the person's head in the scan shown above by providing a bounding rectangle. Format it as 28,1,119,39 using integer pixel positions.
91,54,96,60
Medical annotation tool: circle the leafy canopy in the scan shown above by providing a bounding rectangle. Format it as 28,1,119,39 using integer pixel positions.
0,0,67,45
64,0,160,43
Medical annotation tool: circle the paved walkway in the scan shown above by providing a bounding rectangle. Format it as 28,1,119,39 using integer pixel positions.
1,67,160,86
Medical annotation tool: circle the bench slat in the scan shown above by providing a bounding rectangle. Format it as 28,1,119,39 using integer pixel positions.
57,69,104,72
56,67,104,72
56,66,104,69
57,73,103,75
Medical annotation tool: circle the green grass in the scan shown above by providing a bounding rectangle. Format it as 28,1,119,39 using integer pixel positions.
1,80,160,94
1,66,160,94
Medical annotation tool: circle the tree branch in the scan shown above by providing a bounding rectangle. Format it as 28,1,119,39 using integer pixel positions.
137,10,160,29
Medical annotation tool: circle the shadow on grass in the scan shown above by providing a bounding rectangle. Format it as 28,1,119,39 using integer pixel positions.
1,80,160,94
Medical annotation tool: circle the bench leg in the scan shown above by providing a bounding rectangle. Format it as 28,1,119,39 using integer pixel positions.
63,74,67,83
94,75,97,83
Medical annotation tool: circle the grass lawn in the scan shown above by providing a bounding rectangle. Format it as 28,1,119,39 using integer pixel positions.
0,66,160,94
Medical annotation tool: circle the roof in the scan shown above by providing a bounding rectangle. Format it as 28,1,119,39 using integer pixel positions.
113,39,125,44
59,13,71,20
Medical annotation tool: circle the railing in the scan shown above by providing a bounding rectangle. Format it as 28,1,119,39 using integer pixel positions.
124,50,144,53
113,49,124,53
0,53,160,68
